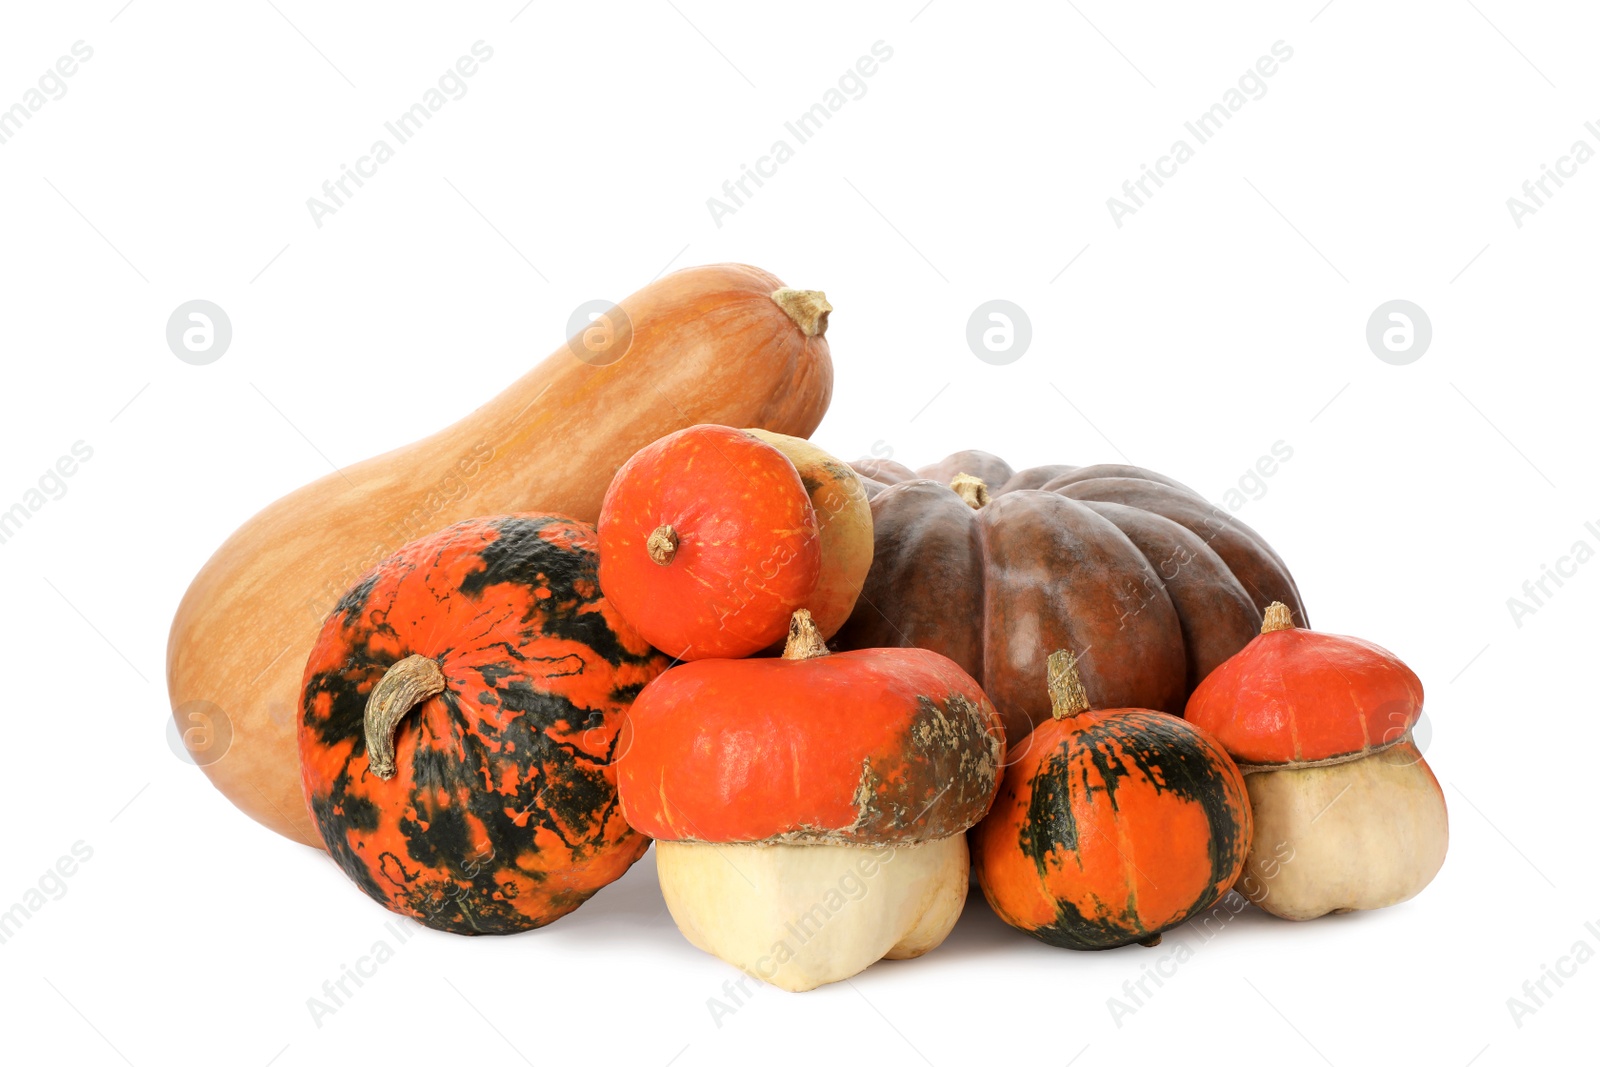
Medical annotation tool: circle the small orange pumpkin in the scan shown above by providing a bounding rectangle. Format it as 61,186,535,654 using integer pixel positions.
598,424,821,660
972,649,1251,949
616,609,1003,845
1185,602,1423,768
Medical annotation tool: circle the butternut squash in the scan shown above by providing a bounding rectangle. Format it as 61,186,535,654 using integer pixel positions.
167,263,834,846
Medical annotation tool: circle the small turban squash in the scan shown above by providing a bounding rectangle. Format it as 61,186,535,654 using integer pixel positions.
616,610,1005,991
1185,603,1447,920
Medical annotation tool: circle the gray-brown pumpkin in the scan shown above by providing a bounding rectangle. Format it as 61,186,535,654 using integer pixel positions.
839,452,1308,746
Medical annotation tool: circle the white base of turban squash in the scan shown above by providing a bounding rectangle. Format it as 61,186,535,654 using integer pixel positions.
656,836,968,992
1243,741,1448,921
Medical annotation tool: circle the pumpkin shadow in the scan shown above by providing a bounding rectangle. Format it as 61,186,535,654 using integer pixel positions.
929,884,1346,963
1198,896,1395,937
543,844,683,943
920,882,1053,962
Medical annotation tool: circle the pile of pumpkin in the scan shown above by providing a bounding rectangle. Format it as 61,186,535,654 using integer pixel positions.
168,264,1447,993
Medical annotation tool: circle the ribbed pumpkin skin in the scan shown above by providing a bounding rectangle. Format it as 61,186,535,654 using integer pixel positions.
299,515,667,933
841,454,1308,745
972,708,1251,949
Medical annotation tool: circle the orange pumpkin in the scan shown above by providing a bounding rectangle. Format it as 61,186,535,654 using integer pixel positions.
1185,602,1424,768
972,649,1251,949
598,424,821,660
616,609,1006,990
615,609,1004,844
299,514,667,933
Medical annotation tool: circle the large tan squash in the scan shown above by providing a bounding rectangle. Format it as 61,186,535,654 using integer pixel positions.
167,264,835,846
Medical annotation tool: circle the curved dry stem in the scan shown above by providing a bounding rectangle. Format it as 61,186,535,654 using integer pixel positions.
364,654,446,780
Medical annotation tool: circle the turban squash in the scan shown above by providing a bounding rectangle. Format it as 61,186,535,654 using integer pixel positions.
616,610,1004,991
299,514,667,933
1185,604,1447,919
839,451,1308,748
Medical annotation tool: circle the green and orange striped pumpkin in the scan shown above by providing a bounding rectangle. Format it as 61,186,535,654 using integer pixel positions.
298,514,667,933
971,649,1251,949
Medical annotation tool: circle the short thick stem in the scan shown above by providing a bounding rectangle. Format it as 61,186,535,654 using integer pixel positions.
950,474,989,509
770,288,832,338
364,654,446,780
1261,602,1295,634
1046,649,1090,720
782,609,831,661
647,524,679,566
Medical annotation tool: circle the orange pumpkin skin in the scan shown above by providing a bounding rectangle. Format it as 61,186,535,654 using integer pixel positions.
1185,613,1423,767
599,425,821,661
616,642,1005,845
299,515,667,933
169,263,834,847
972,690,1251,949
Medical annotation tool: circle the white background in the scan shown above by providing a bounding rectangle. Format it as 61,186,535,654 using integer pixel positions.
0,2,1593,1064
